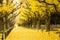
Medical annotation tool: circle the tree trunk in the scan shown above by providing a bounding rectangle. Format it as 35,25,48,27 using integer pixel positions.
3,16,6,40
45,14,51,31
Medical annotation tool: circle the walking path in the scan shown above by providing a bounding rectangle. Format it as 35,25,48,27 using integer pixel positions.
6,26,60,40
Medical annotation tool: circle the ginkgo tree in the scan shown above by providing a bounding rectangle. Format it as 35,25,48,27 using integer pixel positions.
16,0,60,31
0,0,23,39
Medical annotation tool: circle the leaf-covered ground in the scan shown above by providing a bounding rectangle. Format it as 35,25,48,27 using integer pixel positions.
6,26,60,40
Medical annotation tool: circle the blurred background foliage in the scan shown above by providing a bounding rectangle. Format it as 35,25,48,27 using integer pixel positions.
0,0,60,31
16,0,60,25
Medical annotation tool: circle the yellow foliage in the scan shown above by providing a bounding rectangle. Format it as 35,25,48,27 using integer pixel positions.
0,0,60,25
46,0,54,4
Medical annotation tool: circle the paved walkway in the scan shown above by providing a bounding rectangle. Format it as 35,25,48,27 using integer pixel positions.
6,26,60,40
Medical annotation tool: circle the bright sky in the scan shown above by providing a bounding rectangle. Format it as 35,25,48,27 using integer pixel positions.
13,0,20,4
